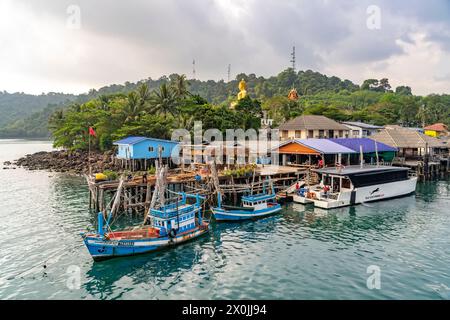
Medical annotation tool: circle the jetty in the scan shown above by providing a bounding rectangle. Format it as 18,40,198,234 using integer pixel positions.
87,163,305,214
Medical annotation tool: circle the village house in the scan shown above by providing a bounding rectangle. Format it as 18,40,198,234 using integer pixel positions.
342,121,383,138
113,136,179,170
370,125,448,160
278,115,350,141
424,123,449,138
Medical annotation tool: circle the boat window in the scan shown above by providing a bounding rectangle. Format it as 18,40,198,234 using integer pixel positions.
350,170,408,187
342,178,351,189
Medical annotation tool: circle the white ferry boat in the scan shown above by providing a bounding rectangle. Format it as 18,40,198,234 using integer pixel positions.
293,165,417,209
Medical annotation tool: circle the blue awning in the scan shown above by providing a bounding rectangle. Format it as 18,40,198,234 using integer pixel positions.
293,139,356,154
328,138,397,152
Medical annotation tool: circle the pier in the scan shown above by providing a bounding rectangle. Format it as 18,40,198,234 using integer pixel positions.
87,164,305,214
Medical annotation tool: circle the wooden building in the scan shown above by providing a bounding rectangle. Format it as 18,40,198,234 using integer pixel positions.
370,125,448,159
424,123,449,138
278,115,350,141
113,136,179,171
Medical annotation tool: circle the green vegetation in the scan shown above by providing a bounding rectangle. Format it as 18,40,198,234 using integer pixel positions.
1,68,449,142
49,75,262,150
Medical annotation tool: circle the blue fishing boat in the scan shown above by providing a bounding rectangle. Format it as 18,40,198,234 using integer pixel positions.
211,182,282,221
82,192,209,261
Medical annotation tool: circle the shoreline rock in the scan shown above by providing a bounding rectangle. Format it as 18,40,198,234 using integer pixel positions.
14,149,122,175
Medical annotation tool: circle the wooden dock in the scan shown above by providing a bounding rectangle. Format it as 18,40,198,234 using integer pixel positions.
87,165,306,215
392,156,450,181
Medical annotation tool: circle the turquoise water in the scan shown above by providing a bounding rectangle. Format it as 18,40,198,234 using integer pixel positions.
0,139,450,299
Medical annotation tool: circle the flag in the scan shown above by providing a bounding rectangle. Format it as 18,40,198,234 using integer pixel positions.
89,127,96,137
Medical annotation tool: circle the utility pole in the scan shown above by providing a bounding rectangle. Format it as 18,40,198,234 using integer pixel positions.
227,64,231,82
192,59,196,79
290,46,296,72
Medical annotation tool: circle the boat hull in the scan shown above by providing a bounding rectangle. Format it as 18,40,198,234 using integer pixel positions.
314,177,418,209
212,204,282,221
83,225,209,261
292,194,314,204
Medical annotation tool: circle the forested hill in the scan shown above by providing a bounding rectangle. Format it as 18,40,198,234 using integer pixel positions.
0,69,360,138
0,91,76,127
1,68,449,138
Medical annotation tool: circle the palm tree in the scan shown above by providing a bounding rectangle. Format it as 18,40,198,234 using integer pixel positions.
150,83,178,118
137,83,152,107
123,91,142,123
98,95,110,110
171,74,190,99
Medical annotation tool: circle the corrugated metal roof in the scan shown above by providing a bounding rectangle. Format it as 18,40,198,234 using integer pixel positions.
342,121,383,129
328,138,397,152
278,115,349,131
293,139,356,154
113,136,179,145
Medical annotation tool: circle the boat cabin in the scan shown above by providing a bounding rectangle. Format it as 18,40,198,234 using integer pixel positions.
149,194,203,235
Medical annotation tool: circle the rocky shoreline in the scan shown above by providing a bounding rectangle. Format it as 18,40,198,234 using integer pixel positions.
10,150,122,174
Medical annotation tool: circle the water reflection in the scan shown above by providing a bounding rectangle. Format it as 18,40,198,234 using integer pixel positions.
84,236,210,299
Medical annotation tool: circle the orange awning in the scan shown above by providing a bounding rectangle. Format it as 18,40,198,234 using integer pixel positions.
278,142,320,155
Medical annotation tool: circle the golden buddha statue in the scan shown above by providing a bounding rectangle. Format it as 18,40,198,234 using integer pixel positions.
288,88,299,101
237,79,247,100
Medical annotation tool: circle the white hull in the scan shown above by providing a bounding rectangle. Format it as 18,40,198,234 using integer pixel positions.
313,177,417,209
292,194,314,204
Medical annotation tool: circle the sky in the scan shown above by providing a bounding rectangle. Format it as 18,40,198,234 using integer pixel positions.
0,0,449,96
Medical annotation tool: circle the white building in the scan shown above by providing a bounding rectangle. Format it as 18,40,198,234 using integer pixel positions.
342,121,382,138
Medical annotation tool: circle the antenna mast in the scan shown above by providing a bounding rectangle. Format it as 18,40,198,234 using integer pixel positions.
290,46,296,72
227,64,231,82
192,59,196,79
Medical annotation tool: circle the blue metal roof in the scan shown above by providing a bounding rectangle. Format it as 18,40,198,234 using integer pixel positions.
328,138,397,152
294,139,356,154
113,136,179,145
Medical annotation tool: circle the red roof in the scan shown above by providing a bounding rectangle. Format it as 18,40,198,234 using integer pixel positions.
424,123,448,132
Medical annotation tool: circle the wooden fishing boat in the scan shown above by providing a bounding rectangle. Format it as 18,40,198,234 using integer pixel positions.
82,192,209,261
211,182,282,221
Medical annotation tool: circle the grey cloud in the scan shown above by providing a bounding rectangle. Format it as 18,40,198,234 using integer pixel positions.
9,0,450,94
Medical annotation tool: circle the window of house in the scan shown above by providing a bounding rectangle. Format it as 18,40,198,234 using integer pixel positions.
295,130,301,138
319,130,324,138
308,130,314,138
149,146,154,152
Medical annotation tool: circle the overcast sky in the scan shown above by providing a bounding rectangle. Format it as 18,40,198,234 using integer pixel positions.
1,0,449,95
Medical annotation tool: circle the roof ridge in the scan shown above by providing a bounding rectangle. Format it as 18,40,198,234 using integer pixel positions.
385,129,398,147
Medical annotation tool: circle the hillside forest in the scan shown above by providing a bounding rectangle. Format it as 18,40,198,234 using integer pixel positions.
0,69,449,151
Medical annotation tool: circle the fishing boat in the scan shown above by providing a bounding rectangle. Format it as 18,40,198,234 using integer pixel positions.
293,165,417,209
82,192,209,261
211,181,282,221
